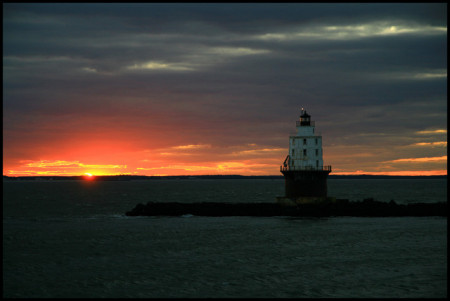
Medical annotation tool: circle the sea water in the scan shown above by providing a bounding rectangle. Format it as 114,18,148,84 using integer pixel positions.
3,178,447,298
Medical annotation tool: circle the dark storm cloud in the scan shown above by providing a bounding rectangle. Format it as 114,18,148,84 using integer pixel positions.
3,3,447,174
7,3,443,32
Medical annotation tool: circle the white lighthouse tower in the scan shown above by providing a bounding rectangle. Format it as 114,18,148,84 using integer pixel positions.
288,108,324,170
278,109,332,205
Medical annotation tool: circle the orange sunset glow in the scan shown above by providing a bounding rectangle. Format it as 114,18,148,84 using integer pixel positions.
2,116,448,177
4,142,447,176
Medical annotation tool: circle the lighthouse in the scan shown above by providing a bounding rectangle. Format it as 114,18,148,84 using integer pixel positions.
277,109,333,205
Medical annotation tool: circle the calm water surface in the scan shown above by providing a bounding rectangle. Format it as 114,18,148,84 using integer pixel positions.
3,179,447,298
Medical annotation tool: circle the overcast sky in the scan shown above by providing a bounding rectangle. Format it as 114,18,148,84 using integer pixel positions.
3,3,447,176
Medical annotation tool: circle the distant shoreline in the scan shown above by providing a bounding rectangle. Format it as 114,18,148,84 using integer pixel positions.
2,174,447,181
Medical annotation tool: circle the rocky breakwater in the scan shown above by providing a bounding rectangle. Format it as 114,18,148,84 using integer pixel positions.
125,198,447,217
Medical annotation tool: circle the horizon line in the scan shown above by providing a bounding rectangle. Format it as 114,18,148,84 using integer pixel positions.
3,174,447,178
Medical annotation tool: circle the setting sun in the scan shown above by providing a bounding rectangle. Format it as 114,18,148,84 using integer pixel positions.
84,173,95,180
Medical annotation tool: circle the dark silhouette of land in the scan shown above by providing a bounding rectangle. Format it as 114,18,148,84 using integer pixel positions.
125,199,447,217
3,175,447,181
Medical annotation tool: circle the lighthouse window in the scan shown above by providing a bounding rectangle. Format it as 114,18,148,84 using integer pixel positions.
292,149,295,156
315,138,318,145
315,149,319,156
303,149,307,156
303,138,307,145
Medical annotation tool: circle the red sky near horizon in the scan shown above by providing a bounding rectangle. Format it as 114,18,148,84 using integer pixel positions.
3,4,447,177
3,120,447,176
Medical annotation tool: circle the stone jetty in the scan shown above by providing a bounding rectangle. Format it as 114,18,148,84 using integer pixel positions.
125,199,447,217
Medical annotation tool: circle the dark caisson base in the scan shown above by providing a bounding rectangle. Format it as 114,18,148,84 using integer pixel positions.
281,170,330,198
125,199,447,217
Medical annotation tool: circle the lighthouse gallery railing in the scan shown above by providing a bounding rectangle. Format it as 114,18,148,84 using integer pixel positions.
280,165,332,172
280,155,331,172
296,121,315,127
